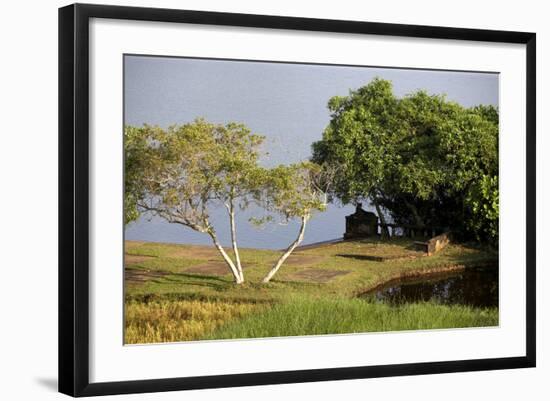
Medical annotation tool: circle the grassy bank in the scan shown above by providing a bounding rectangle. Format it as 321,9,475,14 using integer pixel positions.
207,296,498,340
124,238,498,344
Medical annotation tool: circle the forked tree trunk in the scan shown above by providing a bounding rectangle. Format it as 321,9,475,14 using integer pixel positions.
262,215,309,283
208,231,243,284
228,202,244,283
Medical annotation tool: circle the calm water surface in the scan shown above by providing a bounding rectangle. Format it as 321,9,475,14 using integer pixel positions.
361,267,499,308
125,203,357,250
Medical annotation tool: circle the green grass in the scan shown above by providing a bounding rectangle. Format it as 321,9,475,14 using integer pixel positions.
206,295,498,340
124,238,498,344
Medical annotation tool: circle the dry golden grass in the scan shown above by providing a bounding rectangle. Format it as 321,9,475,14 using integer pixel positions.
125,299,261,344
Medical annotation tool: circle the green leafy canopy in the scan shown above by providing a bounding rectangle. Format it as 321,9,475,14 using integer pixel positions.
312,78,499,244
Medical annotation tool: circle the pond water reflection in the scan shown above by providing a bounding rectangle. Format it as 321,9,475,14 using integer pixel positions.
361,267,498,308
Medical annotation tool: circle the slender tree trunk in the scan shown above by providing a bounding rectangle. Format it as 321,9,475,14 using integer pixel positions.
228,201,244,282
207,231,243,284
372,196,390,238
262,215,309,283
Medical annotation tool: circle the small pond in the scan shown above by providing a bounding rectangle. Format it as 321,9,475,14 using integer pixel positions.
360,267,498,308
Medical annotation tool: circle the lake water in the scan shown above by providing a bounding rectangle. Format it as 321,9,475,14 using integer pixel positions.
360,267,499,308
125,202,358,250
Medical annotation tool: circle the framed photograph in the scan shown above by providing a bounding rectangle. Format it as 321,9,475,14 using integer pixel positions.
58,3,536,397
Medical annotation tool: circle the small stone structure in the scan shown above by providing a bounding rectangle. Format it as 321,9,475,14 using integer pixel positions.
414,232,451,256
343,203,379,239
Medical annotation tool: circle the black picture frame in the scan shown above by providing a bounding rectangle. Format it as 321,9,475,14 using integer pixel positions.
59,3,536,397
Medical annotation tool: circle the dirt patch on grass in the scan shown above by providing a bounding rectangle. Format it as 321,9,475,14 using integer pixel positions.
125,254,156,266
284,254,327,266
184,261,233,276
125,268,169,284
167,246,220,260
184,259,267,276
289,269,351,283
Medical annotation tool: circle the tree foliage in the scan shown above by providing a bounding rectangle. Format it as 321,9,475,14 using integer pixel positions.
312,78,499,244
124,119,265,283
258,161,329,282
124,126,151,225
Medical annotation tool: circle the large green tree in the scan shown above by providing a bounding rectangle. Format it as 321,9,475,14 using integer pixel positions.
124,119,265,284
312,79,397,236
312,78,499,244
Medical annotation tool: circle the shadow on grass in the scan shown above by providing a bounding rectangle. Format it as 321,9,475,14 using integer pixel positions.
127,291,276,305
148,272,233,291
335,253,386,262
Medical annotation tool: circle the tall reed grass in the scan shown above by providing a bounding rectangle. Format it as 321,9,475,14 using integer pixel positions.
206,296,498,340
